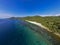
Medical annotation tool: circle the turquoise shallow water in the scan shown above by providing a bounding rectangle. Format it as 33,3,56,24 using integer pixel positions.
0,20,52,45
14,20,52,45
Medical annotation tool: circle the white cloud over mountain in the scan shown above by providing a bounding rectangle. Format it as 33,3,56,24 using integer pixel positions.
0,10,60,18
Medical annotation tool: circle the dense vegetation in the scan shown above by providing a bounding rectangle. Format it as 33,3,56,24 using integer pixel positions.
9,16,60,33
21,16,60,33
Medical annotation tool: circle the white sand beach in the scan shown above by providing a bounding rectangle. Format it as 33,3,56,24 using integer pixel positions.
26,20,60,37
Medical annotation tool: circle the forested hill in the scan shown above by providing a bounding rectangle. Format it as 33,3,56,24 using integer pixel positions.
9,16,60,33
20,16,60,33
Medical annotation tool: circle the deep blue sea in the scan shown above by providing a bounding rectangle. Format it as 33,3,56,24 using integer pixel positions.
0,19,52,45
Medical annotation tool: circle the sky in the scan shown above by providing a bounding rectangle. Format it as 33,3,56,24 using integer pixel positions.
0,0,60,18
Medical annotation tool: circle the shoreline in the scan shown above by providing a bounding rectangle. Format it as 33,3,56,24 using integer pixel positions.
25,20,60,37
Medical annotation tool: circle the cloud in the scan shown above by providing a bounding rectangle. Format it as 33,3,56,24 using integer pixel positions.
55,14,60,16
0,10,60,18
39,14,60,17
0,12,14,18
0,12,21,18
0,10,20,18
